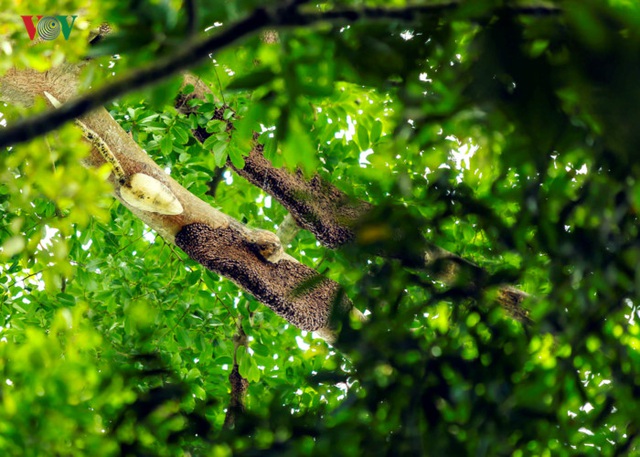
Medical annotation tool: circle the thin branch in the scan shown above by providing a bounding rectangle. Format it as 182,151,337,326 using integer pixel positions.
223,316,249,429
157,303,191,343
183,0,198,37
0,7,270,149
276,213,300,246
205,166,226,198
296,4,560,23
212,67,226,105
0,2,559,150
88,23,112,46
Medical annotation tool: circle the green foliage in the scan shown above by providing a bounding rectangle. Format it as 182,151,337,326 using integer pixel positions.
2,0,640,455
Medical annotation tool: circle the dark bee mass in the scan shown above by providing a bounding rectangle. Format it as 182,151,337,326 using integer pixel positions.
176,223,347,331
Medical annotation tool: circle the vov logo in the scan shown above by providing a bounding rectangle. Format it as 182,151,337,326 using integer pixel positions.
21,15,78,41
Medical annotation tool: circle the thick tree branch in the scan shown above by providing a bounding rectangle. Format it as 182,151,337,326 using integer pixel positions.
176,223,349,331
243,146,532,324
0,65,348,338
0,2,559,149
235,146,373,248
176,78,533,325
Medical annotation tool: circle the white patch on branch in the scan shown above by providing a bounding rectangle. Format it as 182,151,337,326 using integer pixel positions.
43,91,183,216
119,173,183,216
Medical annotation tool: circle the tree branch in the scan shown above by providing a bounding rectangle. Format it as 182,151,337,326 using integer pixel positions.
0,65,350,339
183,0,199,37
242,146,533,324
0,7,270,148
223,317,249,429
205,166,226,198
175,78,533,325
0,2,559,149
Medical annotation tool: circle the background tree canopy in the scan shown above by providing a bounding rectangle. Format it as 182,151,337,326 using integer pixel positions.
1,0,640,455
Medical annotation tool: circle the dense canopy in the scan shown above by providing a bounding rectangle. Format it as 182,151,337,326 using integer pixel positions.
1,0,640,455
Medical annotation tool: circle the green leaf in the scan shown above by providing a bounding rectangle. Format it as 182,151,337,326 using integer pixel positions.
186,269,201,286
262,136,278,162
175,327,192,347
182,84,195,95
252,343,270,357
228,144,245,169
192,385,207,400
186,367,201,382
202,271,218,291
246,362,260,383
56,293,76,306
370,120,383,143
215,356,233,366
199,102,217,118
202,133,218,151
160,134,173,155
139,114,160,125
283,117,318,175
172,125,190,145
356,123,369,150
212,141,229,167
236,346,250,377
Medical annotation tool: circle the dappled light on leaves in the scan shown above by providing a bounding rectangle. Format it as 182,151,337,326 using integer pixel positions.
0,0,639,455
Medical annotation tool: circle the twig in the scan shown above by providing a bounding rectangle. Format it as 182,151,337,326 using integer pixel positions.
205,166,226,198
183,0,198,37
